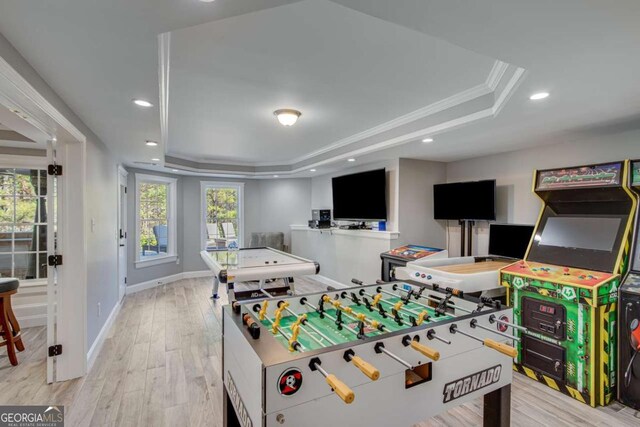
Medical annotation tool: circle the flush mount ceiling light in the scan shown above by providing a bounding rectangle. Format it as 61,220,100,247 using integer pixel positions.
145,140,158,147
133,99,153,107
529,92,550,100
422,137,434,143
274,109,301,126
347,158,356,162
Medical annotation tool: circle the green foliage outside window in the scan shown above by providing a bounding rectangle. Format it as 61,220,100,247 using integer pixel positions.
206,188,238,238
139,182,168,253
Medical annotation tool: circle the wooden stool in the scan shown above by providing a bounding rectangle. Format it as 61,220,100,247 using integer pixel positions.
0,278,24,366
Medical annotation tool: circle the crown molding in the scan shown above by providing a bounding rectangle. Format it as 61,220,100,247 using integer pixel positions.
163,58,526,176
0,56,85,143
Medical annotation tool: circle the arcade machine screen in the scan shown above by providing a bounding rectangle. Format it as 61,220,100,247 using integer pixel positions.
528,214,627,273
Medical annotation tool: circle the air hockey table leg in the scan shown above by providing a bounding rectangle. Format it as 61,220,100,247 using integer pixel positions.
211,276,221,299
483,384,511,427
284,277,295,295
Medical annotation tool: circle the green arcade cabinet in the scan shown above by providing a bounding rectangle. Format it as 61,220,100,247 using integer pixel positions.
501,161,637,406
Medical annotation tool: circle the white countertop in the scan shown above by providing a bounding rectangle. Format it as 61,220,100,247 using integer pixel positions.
290,224,400,240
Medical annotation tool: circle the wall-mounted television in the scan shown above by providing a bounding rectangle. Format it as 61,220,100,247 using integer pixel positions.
332,169,387,221
433,180,496,220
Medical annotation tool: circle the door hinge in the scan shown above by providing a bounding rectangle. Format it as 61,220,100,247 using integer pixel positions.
48,164,63,176
48,255,63,267
125,187,127,194
48,344,62,357
124,277,127,284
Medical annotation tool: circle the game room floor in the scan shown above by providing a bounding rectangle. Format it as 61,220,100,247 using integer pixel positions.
1,277,639,427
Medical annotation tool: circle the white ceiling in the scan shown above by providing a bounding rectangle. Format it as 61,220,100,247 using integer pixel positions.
0,0,639,177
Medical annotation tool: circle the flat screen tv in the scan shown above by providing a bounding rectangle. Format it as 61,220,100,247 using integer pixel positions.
489,223,534,259
433,180,496,220
332,169,387,221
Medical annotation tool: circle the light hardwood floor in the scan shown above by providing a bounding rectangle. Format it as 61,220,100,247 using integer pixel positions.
1,277,639,426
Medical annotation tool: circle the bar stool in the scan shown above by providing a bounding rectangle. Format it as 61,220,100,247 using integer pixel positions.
0,278,24,366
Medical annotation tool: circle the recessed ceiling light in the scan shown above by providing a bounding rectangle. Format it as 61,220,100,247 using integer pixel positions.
199,0,215,2
151,158,160,162
273,175,279,178
145,140,158,147
133,99,153,107
171,169,179,172
422,138,434,143
529,92,549,100
347,158,356,162
310,169,316,172
274,109,301,126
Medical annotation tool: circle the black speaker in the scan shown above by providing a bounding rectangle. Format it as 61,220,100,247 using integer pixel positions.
619,273,640,410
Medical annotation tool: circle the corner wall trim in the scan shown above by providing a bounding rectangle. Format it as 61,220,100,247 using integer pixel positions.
125,270,213,295
86,299,122,372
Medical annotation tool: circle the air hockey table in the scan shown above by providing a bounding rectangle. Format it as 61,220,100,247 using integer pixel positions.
200,247,320,301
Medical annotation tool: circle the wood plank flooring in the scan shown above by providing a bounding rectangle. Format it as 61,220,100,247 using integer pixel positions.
0,276,639,426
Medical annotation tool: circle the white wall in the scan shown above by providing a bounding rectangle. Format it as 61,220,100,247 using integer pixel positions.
397,158,447,247
444,129,640,256
311,159,399,231
0,31,120,350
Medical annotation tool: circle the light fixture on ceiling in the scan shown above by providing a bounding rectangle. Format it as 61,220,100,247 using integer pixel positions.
422,137,434,143
310,169,316,172
133,99,153,107
273,175,279,178
151,158,160,162
347,158,356,162
529,92,549,100
274,109,301,126
172,169,179,172
199,0,215,2
145,140,158,147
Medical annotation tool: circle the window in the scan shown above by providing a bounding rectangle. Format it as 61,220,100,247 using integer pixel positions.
201,182,244,250
0,168,48,280
135,174,177,267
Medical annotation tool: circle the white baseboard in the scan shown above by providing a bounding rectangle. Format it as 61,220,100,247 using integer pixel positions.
126,270,213,295
87,299,121,372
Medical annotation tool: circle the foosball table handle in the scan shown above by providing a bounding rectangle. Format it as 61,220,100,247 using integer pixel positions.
351,355,380,381
410,340,440,361
484,338,518,358
325,374,355,404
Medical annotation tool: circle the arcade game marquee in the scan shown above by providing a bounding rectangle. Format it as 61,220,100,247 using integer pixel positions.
500,161,637,407
222,280,518,426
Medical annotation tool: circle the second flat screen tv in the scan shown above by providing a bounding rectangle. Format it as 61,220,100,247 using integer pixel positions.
332,169,387,221
433,180,496,220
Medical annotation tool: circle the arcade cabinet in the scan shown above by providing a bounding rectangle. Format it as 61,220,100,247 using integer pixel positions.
379,245,447,282
618,159,640,410
501,161,637,407
395,224,534,299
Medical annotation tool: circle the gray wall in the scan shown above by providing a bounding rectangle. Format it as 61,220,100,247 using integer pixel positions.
397,158,447,247
126,168,184,285
128,173,313,282
0,31,120,349
444,128,640,256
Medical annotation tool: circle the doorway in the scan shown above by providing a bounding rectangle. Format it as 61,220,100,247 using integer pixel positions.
117,167,128,301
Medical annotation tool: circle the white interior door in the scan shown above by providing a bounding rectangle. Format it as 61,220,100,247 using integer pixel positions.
46,140,58,383
117,168,127,301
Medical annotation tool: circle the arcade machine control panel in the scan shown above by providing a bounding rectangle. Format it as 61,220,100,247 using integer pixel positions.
380,245,446,282
501,161,636,407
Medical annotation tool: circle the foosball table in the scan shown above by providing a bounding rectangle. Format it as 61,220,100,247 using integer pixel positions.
222,280,518,427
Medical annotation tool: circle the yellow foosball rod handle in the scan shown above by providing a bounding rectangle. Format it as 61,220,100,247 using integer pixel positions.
258,300,268,321
403,335,440,361
344,349,380,380
311,358,355,404
484,338,518,358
